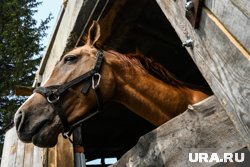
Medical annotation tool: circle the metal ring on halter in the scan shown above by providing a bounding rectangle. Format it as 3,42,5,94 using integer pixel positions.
62,131,71,139
92,73,101,89
47,94,60,104
62,132,74,144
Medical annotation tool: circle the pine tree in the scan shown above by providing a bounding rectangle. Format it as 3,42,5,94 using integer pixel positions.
0,0,52,154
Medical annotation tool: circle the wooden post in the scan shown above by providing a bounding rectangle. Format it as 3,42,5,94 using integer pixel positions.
73,127,86,167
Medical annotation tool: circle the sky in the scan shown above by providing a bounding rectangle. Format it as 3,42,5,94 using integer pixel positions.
34,0,62,49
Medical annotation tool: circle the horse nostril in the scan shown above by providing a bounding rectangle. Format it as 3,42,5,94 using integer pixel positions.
14,110,25,132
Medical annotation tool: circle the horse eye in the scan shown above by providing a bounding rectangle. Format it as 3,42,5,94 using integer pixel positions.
64,55,78,63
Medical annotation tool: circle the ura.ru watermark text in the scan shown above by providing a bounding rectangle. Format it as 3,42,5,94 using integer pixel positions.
189,153,245,163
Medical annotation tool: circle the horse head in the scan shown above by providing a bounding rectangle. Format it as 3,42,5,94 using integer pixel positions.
14,21,115,147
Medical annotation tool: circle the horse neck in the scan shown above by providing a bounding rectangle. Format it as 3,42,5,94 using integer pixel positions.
105,52,208,126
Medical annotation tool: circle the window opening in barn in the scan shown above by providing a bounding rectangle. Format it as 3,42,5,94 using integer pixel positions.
76,0,213,165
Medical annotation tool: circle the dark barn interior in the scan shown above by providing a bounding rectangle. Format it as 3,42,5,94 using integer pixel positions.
77,0,212,164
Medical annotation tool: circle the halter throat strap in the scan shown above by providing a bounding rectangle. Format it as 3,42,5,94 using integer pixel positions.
34,50,104,137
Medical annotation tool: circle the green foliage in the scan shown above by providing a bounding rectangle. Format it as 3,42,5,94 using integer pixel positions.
0,0,52,148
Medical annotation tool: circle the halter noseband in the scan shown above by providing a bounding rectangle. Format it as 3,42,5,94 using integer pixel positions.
34,50,104,139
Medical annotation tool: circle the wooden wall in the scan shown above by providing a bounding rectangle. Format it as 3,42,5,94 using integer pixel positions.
1,128,46,167
156,0,250,144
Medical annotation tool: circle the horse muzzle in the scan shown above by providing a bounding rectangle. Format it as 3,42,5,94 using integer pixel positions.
14,109,33,143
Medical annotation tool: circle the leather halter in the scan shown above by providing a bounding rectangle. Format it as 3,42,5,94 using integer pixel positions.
34,50,104,139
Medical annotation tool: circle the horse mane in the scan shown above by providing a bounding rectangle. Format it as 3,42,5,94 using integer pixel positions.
126,52,186,87
123,51,213,95
108,50,185,87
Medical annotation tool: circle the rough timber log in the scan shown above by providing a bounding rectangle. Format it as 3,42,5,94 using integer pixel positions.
111,96,248,167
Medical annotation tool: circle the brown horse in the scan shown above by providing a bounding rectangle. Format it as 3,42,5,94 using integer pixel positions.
14,21,209,147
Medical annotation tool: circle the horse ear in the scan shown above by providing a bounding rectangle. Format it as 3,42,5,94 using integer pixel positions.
86,21,100,47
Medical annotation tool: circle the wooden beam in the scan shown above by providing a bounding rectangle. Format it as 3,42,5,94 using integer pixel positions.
111,96,248,166
15,86,33,96
204,0,250,52
204,8,249,60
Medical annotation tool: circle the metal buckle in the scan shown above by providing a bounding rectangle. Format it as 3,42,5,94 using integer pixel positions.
92,73,101,89
62,131,74,144
47,93,60,104
62,131,71,139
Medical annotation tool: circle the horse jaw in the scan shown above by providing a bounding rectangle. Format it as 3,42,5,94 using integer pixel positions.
31,116,62,147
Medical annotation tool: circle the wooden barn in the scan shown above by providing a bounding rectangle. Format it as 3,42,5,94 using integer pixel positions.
1,0,249,166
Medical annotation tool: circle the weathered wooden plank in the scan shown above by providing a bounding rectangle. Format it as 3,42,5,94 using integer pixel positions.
23,144,34,167
156,0,250,144
198,7,250,139
56,135,74,167
32,147,44,167
47,135,73,167
2,132,45,167
204,0,250,52
111,96,248,167
47,145,56,167
1,128,18,167
15,139,25,167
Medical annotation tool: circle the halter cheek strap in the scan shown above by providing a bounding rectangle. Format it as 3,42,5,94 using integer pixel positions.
34,86,71,132
34,50,104,138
